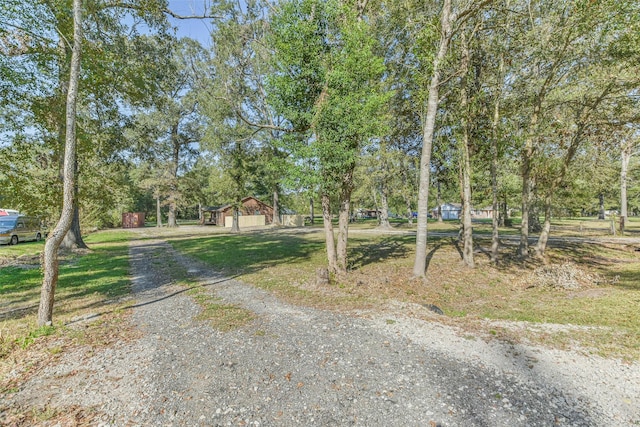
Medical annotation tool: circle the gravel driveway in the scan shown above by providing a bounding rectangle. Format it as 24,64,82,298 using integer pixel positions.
6,236,639,426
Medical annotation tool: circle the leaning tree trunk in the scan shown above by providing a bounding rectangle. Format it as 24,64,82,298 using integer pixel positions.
535,124,585,256
38,0,82,327
413,0,452,278
321,192,338,274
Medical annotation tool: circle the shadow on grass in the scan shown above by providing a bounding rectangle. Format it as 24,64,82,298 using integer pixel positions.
348,236,412,269
425,242,445,272
166,232,325,275
63,275,241,326
0,245,131,322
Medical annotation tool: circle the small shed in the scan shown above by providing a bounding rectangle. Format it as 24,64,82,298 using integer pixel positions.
122,212,145,228
201,197,274,226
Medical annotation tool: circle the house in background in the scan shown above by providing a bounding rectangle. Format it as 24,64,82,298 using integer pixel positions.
201,197,274,227
433,203,462,220
432,203,507,221
470,207,494,219
355,208,382,219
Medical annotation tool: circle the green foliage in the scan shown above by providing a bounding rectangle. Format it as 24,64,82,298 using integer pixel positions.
268,0,390,194
0,0,177,230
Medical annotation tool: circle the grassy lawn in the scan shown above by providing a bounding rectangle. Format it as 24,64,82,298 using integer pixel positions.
168,226,640,361
0,230,136,394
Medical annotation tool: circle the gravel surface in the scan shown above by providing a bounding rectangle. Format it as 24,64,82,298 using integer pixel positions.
5,236,639,426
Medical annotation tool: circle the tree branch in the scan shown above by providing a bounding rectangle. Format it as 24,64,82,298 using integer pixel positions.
234,109,295,133
98,1,223,20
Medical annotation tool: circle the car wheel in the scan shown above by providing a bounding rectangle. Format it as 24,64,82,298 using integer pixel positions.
10,235,18,245
36,232,42,241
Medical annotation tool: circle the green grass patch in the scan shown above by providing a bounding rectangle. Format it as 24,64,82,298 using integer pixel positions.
0,239,44,260
193,295,255,331
0,230,133,358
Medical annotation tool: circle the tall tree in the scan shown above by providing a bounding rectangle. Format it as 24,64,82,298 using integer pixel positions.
268,0,389,273
38,0,83,326
412,0,492,277
130,38,204,227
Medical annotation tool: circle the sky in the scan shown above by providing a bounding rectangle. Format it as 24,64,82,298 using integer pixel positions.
166,0,214,46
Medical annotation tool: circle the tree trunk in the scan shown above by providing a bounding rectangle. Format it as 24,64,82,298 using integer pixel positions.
272,188,281,226
436,180,443,223
529,203,542,232
336,200,350,273
519,153,532,257
598,193,605,220
61,160,87,250
460,143,474,267
336,168,354,273
413,0,452,278
372,188,379,225
38,0,82,327
168,203,177,227
620,144,631,232
61,203,87,250
156,195,163,227
167,124,180,228
490,53,504,264
321,192,337,273
231,207,240,233
534,123,585,254
378,182,391,229
309,197,314,225
459,33,474,268
501,197,508,227
534,195,552,258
